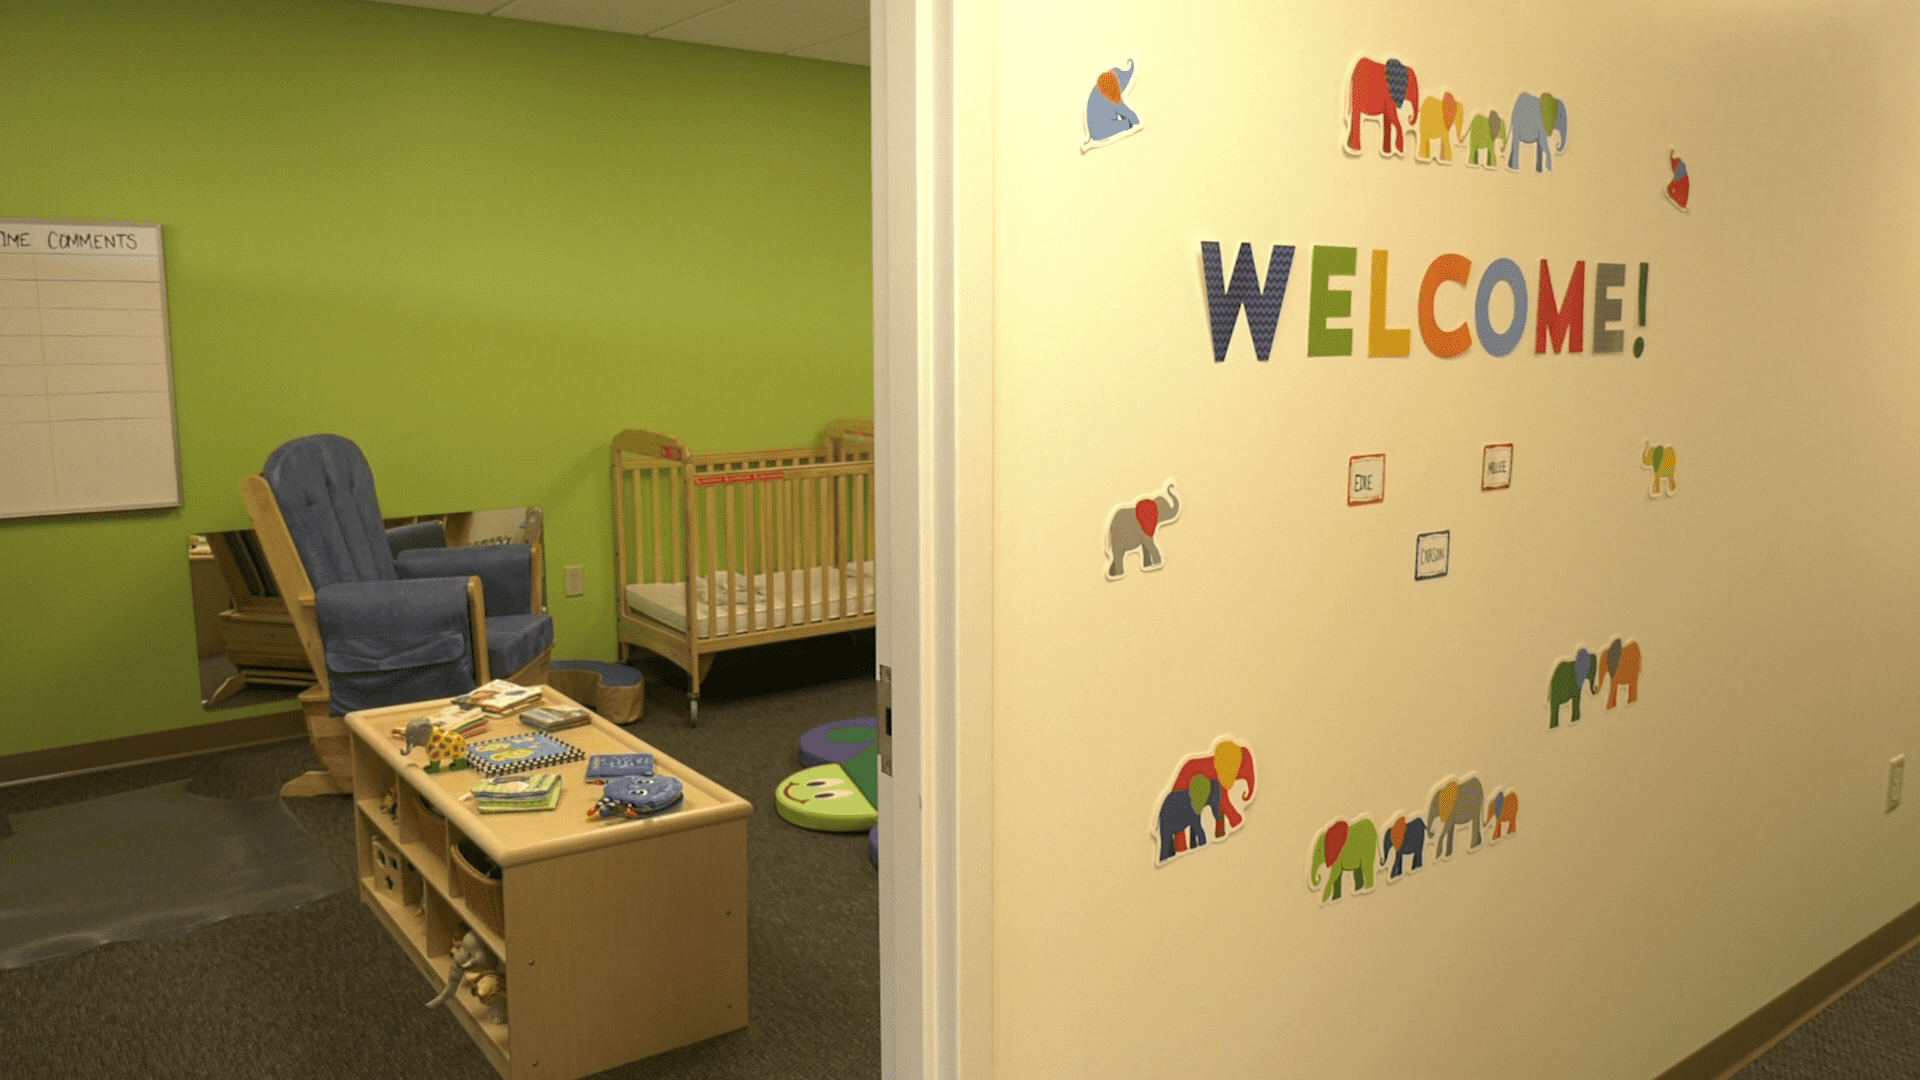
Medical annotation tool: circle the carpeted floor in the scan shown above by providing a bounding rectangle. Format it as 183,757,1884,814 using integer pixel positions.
1730,943,1920,1078
0,633,879,1080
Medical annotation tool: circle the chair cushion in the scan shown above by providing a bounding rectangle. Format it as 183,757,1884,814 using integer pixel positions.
315,578,476,714
263,434,397,591
486,613,554,680
396,544,534,617
385,520,447,557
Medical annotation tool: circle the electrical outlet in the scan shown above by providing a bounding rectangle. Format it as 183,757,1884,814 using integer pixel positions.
564,564,584,597
1889,755,1905,813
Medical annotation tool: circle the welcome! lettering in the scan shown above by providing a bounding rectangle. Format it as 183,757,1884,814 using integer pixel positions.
1201,242,1650,362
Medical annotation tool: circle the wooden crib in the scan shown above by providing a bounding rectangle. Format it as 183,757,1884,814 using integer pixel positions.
611,419,876,724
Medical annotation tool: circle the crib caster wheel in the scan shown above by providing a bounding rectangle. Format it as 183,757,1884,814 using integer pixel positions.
687,698,699,728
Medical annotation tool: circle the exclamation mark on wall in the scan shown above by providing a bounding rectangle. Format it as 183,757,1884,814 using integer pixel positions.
1633,263,1649,357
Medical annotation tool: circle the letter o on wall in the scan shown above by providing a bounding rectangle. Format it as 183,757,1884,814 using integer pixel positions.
1474,258,1530,357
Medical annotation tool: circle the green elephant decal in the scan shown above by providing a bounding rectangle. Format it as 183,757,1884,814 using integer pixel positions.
1310,817,1377,902
1549,647,1600,728
1643,443,1677,496
1464,110,1507,169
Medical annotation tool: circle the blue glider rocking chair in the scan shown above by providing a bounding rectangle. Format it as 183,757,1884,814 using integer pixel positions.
240,434,554,797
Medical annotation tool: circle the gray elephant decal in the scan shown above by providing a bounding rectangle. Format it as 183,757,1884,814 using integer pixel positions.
428,929,506,1024
1428,775,1485,858
1083,59,1140,151
1106,481,1179,580
1508,92,1568,172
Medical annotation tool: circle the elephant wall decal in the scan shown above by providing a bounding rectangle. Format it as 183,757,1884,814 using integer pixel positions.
1106,481,1179,580
1083,59,1141,152
1642,444,1677,496
1152,737,1254,865
1415,92,1464,163
1602,639,1642,708
1507,92,1568,172
1549,647,1599,728
1379,813,1428,880
1156,776,1218,865
1464,110,1507,169
1427,775,1484,858
1311,817,1378,901
1485,789,1519,840
1345,58,1420,156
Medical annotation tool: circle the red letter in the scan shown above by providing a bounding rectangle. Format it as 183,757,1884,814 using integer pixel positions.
1419,254,1473,358
1535,260,1586,354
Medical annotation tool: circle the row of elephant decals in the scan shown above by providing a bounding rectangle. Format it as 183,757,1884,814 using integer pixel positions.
1549,638,1642,728
1346,57,1570,173
1153,737,1256,865
1311,775,1518,903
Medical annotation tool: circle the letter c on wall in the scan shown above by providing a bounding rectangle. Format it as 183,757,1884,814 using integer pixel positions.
1474,258,1530,358
1419,254,1473,358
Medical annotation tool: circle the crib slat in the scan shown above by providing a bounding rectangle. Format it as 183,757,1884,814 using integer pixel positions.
854,471,867,619
613,457,630,600
802,475,816,623
703,482,720,642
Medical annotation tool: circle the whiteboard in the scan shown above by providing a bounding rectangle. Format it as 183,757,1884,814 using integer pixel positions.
0,219,181,520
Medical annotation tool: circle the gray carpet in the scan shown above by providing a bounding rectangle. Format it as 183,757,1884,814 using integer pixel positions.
1731,944,1920,1078
0,633,879,1080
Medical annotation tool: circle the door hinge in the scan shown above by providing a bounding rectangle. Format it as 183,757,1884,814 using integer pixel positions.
876,664,892,777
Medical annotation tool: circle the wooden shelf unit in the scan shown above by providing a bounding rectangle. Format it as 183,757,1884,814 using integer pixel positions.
347,689,751,1080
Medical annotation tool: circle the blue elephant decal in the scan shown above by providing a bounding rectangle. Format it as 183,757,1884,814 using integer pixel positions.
1379,814,1428,880
1156,775,1218,864
1508,92,1568,172
1083,59,1140,151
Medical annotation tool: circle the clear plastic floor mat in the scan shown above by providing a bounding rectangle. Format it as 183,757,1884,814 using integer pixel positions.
0,779,348,969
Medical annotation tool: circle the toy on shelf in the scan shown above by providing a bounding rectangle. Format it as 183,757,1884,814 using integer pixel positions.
400,718,469,773
428,929,506,1025
588,774,685,821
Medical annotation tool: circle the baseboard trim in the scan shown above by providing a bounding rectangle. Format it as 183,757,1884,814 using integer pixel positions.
1656,897,1920,1079
0,709,305,788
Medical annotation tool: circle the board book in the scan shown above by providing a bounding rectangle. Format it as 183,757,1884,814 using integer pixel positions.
463,732,584,776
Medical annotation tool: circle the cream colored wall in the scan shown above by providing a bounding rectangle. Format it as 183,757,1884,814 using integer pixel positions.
985,2,1920,1077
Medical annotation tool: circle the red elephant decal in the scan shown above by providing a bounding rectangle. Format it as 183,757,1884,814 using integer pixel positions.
1346,57,1420,156
1168,739,1256,853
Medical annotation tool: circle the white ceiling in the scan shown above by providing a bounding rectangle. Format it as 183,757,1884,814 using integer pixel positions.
374,0,870,65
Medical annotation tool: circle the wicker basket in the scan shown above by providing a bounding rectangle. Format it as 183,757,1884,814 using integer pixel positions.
452,838,506,938
399,784,447,866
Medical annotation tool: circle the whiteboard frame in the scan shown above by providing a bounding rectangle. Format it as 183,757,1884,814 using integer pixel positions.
0,217,183,521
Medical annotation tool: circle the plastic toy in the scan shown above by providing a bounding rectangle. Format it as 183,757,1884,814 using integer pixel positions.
428,929,505,1024
400,718,469,773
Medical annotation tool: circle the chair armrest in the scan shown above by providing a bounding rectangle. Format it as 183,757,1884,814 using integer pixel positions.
315,578,479,714
386,520,448,557
395,544,534,616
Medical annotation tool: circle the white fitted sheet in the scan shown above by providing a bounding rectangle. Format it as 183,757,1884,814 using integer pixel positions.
625,562,877,638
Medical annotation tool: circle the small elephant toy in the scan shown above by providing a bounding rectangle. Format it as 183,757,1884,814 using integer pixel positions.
401,718,468,773
429,930,505,1024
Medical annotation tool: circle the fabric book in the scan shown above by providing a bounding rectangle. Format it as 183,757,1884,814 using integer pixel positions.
588,774,684,820
456,680,544,716
521,706,590,732
463,732,584,776
584,753,655,783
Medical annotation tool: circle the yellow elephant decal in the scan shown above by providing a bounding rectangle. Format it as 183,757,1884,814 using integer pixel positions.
1416,93,1464,163
1642,443,1677,496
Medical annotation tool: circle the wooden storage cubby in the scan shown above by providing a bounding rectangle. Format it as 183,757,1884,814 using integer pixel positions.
345,688,750,1080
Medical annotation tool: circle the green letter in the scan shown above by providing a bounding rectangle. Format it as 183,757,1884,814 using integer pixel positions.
1307,245,1357,357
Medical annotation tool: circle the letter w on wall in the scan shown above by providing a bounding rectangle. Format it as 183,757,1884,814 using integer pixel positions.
1202,242,1296,361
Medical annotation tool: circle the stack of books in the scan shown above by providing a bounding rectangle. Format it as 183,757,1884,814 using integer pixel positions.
455,680,544,717
522,705,590,732
469,772,563,814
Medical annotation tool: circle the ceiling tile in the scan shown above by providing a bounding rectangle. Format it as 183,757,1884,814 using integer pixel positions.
787,28,868,66
492,0,730,36
652,1,863,55
374,0,506,14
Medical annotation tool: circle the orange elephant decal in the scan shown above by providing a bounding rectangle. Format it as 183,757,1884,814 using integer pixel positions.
1602,639,1642,708
1486,789,1519,840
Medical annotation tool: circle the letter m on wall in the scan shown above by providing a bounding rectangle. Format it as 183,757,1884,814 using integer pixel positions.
1202,242,1296,361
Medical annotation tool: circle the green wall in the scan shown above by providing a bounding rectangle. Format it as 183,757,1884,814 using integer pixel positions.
0,0,873,756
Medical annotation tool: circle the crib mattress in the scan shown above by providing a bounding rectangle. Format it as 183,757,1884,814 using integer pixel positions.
625,562,878,638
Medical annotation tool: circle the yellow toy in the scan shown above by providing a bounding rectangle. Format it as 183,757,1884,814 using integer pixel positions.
400,717,468,772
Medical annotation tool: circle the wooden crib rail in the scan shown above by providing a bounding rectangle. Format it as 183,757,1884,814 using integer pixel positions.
824,416,874,463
